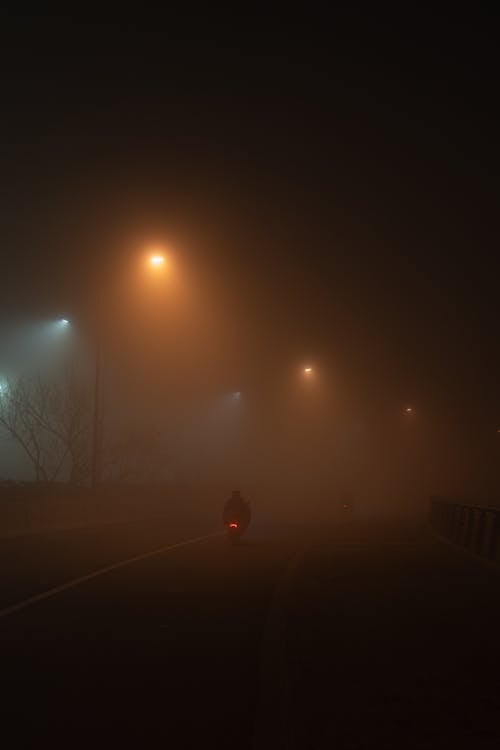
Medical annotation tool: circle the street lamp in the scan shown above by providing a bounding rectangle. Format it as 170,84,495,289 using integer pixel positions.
90,336,102,490
90,248,169,489
149,254,166,268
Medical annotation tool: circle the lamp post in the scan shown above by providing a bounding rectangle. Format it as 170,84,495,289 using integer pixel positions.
90,336,102,489
89,252,166,489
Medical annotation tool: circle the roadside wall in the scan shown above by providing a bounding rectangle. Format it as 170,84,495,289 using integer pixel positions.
0,483,215,538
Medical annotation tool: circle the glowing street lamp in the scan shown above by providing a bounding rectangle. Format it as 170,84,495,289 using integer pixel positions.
90,247,169,489
404,406,414,415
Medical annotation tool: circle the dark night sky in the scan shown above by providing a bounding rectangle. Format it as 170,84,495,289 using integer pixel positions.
1,11,499,459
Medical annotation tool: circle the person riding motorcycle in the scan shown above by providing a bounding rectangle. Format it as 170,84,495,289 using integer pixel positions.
223,490,251,532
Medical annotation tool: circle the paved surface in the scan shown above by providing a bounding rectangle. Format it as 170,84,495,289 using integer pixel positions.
1,516,499,748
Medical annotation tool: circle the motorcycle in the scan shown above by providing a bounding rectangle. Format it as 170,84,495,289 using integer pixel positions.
225,520,244,545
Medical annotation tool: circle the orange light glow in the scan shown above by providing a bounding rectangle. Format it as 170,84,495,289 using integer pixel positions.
229,522,239,528
150,255,165,267
304,367,313,373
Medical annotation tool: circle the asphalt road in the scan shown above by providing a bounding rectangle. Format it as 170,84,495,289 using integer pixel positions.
1,515,499,748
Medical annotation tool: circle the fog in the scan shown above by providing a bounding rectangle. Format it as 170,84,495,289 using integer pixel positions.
1,45,498,519
2,213,498,521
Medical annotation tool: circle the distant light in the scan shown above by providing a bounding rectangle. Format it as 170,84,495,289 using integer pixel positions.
150,255,165,267
304,367,312,373
405,406,414,414
60,318,70,326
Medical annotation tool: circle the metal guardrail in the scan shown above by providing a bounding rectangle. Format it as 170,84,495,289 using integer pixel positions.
430,499,500,561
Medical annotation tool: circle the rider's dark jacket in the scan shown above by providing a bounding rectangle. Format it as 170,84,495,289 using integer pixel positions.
223,496,251,529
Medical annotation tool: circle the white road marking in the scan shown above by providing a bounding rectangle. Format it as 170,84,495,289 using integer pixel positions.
0,531,222,621
326,541,419,548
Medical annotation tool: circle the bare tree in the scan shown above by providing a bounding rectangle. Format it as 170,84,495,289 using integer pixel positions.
47,368,91,484
0,370,91,483
0,376,50,480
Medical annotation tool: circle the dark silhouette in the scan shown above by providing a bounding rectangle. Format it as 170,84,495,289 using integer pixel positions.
222,490,251,531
